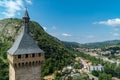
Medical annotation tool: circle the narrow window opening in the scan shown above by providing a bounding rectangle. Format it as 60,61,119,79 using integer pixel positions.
39,61,41,64
32,54,35,57
36,61,38,64
18,55,21,58
38,53,41,57
25,54,28,58
29,62,31,66
15,63,17,67
33,61,34,65
18,63,20,67
22,63,24,66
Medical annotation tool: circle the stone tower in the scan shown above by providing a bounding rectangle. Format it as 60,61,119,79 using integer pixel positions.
7,9,44,80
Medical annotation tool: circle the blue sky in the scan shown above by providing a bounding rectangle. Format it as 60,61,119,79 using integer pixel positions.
1,0,120,43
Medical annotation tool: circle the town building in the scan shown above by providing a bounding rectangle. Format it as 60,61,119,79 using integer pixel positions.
86,65,104,71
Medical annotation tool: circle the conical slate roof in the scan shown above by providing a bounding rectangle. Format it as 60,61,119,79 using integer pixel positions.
24,9,30,18
7,10,43,55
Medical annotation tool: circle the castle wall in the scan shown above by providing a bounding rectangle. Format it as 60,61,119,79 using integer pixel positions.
15,65,41,80
9,64,41,80
8,53,44,67
9,64,15,80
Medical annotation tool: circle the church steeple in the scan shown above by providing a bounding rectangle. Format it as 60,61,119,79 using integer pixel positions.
23,9,30,33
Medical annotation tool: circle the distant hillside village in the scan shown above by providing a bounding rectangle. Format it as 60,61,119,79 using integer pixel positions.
76,47,120,57
76,47,120,63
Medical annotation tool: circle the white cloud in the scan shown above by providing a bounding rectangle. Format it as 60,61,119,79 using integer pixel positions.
94,18,120,27
112,33,120,37
25,0,32,5
0,0,32,18
110,32,120,37
62,33,72,37
0,0,23,18
43,27,47,31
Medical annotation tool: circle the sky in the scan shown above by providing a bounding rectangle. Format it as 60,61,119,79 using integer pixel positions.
1,0,120,43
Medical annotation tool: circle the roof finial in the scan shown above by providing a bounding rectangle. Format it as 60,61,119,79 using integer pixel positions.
23,8,30,33
23,7,30,24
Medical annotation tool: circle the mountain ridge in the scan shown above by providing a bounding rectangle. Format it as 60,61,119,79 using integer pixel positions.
79,40,120,48
62,40,120,49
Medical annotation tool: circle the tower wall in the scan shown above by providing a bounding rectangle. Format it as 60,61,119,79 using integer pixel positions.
15,65,41,80
8,53,44,80
9,63,41,80
9,64,15,80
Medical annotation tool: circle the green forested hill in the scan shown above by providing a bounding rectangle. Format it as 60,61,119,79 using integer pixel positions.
79,40,120,48
0,18,75,79
62,41,80,50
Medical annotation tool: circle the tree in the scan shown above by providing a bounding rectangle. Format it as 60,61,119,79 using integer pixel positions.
92,70,99,77
98,73,112,80
114,65,120,78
